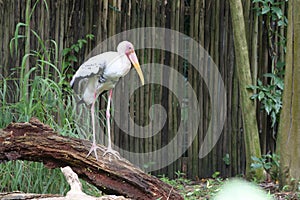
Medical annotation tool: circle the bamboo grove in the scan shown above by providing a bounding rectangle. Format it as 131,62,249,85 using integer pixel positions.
0,0,287,179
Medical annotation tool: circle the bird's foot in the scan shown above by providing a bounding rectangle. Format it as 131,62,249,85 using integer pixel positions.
86,143,105,161
103,146,121,161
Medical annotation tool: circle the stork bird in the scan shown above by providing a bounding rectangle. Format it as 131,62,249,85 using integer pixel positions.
70,41,144,160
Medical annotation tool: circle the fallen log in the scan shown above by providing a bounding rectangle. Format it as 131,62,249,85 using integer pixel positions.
0,118,183,200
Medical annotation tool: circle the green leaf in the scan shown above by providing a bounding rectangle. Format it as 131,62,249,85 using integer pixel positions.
223,153,230,166
274,103,281,113
251,156,261,162
265,103,272,115
278,19,286,27
62,48,71,57
271,111,277,127
268,0,275,4
264,162,272,170
74,46,79,53
263,73,276,79
251,163,263,169
272,6,283,19
67,55,78,62
78,42,83,49
277,61,285,68
262,5,270,14
258,91,265,101
265,92,276,102
78,39,87,44
257,79,263,86
277,80,284,90
86,34,95,40
78,39,87,49
251,93,259,100
247,85,259,90
212,171,220,179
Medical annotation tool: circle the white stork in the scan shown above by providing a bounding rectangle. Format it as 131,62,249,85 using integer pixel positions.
70,41,144,160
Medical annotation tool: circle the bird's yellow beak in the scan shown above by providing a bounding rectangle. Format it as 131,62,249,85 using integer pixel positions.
128,51,145,85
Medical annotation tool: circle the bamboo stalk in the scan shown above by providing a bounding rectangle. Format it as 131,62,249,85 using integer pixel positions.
21,0,31,101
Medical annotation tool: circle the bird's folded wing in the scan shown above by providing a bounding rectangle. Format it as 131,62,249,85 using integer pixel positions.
70,55,106,86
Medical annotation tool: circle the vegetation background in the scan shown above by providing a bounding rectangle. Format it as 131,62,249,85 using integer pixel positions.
0,0,299,198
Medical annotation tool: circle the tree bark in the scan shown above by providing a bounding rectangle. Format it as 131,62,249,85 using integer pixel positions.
278,0,300,191
228,0,264,180
0,118,183,200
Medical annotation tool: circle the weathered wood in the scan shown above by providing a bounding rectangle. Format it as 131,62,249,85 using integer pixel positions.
0,192,126,200
0,118,183,200
0,192,62,199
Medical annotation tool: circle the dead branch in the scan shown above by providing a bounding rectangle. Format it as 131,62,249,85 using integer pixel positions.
0,118,183,200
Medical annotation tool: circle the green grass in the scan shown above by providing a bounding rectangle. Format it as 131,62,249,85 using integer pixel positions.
0,161,101,196
0,5,101,195
0,62,100,196
0,161,69,194
0,68,100,196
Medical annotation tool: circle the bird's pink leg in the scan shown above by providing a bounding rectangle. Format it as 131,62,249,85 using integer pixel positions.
86,92,104,161
103,89,120,160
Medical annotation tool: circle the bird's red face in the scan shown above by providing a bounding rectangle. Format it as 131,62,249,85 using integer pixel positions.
125,44,145,85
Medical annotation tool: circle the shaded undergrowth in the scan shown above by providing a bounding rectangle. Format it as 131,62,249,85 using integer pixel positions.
0,0,100,195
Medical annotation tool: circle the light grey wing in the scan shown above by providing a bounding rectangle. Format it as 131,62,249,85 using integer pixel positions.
70,55,106,93
70,55,106,87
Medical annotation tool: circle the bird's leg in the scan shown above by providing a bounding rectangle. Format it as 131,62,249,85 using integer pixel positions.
86,92,104,161
103,89,120,160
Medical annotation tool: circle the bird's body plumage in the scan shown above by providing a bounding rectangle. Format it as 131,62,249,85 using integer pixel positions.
71,51,131,105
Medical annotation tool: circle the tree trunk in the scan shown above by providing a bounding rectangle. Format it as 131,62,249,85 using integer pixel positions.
228,0,264,180
278,0,300,191
0,118,183,200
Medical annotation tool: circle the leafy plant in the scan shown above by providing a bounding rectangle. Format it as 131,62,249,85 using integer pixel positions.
251,153,280,181
223,153,230,166
248,72,284,127
253,0,288,27
0,1,97,195
62,34,94,81
159,172,224,200
250,1,287,129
